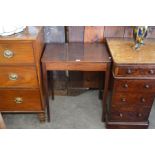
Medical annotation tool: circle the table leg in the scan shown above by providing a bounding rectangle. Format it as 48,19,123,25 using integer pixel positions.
0,113,6,129
98,72,104,100
49,71,54,100
102,63,111,122
42,62,50,122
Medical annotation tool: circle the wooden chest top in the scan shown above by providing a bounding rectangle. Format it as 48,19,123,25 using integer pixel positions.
107,38,155,64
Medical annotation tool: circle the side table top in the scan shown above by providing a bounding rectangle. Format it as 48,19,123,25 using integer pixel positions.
107,38,155,64
42,43,110,63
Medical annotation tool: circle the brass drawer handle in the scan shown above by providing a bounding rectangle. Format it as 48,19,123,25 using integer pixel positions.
121,97,126,102
141,97,146,103
149,69,154,75
127,69,132,74
144,84,150,89
9,73,18,81
14,97,23,104
123,83,128,88
3,49,14,58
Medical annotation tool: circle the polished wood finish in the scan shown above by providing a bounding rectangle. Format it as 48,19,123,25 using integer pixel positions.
0,113,6,129
0,66,38,88
114,65,155,77
0,89,42,111
106,38,155,128
107,38,155,64
0,27,45,122
114,79,155,92
42,43,111,122
0,42,34,64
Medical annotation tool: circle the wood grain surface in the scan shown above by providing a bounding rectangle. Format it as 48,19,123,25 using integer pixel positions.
107,38,155,64
0,89,42,111
0,66,38,88
0,42,34,64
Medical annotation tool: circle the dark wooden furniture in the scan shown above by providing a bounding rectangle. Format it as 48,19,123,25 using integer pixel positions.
41,43,111,122
0,113,6,129
0,27,45,122
106,38,155,129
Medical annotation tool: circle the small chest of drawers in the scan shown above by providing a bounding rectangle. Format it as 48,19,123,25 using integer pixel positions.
106,38,155,128
0,27,45,122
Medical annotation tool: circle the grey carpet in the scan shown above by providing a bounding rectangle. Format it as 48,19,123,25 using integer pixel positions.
2,90,155,129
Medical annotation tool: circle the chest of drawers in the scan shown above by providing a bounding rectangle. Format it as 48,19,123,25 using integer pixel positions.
106,38,155,128
0,27,45,122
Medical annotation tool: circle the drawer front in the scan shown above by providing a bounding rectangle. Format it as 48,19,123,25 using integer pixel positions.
114,79,155,93
109,108,150,122
114,65,155,77
0,66,38,88
0,43,34,64
111,92,154,107
0,89,42,111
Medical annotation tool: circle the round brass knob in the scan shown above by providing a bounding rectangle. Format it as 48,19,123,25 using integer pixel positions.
121,98,126,102
141,98,146,103
138,113,142,117
119,113,123,118
3,49,14,58
9,73,18,81
14,97,23,104
127,69,132,74
145,84,150,89
149,69,154,75
124,83,128,88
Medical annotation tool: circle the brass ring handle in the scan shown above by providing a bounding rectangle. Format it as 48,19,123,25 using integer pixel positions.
14,97,23,104
9,73,18,81
3,49,14,58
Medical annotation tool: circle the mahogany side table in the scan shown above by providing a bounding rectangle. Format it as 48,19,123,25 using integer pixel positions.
41,43,111,122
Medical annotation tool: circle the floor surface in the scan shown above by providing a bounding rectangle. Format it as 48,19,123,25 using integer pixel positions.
3,90,155,129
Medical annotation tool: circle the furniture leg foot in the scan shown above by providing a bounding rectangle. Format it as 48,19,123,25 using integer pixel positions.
38,112,46,123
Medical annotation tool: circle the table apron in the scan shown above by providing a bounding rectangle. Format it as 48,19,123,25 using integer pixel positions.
45,62,108,71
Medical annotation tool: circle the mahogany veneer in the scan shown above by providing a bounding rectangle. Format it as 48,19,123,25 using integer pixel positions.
0,27,45,122
106,38,155,129
42,43,111,122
